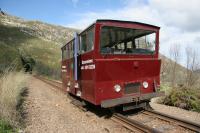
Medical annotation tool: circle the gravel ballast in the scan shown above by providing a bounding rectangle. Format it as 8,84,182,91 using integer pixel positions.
24,77,131,133
24,77,200,133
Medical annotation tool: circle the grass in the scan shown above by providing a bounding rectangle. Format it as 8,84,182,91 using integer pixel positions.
0,13,76,79
0,22,61,79
1,13,200,113
0,70,30,132
0,120,13,133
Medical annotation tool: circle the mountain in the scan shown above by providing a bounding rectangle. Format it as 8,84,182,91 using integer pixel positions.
0,12,79,79
160,54,187,84
1,11,194,83
195,69,200,78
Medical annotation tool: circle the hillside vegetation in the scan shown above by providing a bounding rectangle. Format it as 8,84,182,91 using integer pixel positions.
159,51,200,112
0,12,78,79
0,69,29,132
1,12,199,112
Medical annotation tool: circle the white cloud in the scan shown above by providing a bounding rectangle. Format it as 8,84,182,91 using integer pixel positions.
66,0,200,66
150,0,200,32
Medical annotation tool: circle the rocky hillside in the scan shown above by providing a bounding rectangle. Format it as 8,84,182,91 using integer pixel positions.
0,12,78,79
1,11,195,82
1,12,78,45
160,54,187,84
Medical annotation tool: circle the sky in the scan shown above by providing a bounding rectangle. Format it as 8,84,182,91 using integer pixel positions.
1,0,200,66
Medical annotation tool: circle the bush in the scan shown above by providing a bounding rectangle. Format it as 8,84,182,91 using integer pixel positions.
163,86,200,112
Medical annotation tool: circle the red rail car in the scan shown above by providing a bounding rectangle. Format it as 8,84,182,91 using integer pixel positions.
61,20,164,111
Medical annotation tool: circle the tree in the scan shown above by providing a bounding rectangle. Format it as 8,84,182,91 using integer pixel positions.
169,44,181,88
185,47,199,87
160,55,170,82
18,49,35,73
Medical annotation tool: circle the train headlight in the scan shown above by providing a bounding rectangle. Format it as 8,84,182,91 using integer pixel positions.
143,81,148,88
114,84,121,92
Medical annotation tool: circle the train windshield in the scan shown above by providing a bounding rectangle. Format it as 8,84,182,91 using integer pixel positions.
100,26,156,55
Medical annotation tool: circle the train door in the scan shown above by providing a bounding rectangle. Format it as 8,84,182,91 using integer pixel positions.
68,41,75,94
73,33,81,96
65,44,70,92
79,27,95,103
61,46,67,91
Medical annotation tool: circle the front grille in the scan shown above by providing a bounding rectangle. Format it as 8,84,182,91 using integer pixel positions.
124,82,141,94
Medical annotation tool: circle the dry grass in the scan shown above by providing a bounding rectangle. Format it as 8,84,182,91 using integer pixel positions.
0,71,29,127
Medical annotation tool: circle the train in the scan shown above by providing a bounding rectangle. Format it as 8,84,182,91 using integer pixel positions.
61,20,164,111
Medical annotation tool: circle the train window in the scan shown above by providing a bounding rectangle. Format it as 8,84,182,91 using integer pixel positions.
80,33,87,53
62,46,67,60
62,48,63,59
68,44,70,58
78,37,81,54
72,41,74,58
80,27,94,54
66,44,69,59
100,26,156,55
87,28,94,51
69,42,72,58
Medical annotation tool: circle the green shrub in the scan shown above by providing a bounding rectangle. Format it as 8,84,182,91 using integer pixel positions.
163,86,200,112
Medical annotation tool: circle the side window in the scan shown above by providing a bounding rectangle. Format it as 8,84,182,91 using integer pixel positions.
87,28,94,51
72,41,74,58
62,48,64,60
70,42,73,58
81,34,87,53
66,44,69,59
78,37,81,54
69,43,72,58
80,26,94,54
62,46,67,60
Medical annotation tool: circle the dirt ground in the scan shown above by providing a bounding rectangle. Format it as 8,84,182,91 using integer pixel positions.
24,77,200,133
24,77,131,133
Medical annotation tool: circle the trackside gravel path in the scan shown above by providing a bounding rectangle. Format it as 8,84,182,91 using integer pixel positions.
24,77,131,133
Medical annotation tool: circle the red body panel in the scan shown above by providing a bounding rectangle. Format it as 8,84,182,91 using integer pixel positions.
61,20,161,107
80,51,95,104
94,58,161,104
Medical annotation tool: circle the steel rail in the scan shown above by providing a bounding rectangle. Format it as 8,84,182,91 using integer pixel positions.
143,109,200,132
112,113,162,133
34,76,62,90
35,76,160,132
34,76,200,132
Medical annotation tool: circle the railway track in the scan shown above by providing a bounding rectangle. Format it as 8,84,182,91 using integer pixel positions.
35,76,200,133
34,76,62,90
142,110,200,132
112,113,162,133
